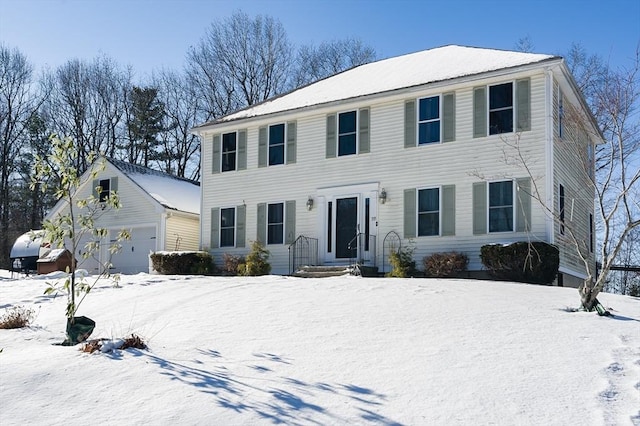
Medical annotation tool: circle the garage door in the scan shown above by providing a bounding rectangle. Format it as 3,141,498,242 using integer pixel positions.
110,227,157,274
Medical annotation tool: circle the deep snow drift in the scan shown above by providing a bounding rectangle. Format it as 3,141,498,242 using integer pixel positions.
1,271,638,425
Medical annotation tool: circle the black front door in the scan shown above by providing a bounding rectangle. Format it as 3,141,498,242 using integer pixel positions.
335,197,358,259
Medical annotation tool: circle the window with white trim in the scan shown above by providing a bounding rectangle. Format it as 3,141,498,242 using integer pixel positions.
418,96,440,144
418,187,440,236
221,132,237,172
489,180,514,232
267,203,284,245
98,179,110,202
220,207,235,247
489,83,513,135
338,110,357,156
269,124,285,166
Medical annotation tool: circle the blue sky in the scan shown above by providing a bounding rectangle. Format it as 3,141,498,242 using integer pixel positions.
1,0,639,80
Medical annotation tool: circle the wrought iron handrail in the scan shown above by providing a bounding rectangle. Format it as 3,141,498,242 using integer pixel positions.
288,235,319,275
347,232,377,272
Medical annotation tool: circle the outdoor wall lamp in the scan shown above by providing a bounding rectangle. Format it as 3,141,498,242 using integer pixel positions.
306,196,314,211
379,188,387,204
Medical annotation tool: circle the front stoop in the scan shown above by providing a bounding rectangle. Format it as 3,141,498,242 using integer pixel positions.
293,265,353,278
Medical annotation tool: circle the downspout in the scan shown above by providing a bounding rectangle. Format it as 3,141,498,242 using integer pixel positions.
545,68,555,244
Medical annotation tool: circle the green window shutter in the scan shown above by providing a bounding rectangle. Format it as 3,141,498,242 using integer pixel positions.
258,126,267,168
404,100,416,148
92,179,100,199
212,134,221,174
359,107,370,154
472,182,487,235
210,208,219,249
516,177,532,232
442,93,455,142
110,177,118,193
256,203,266,244
285,200,296,244
286,121,297,164
237,129,247,171
441,185,456,236
473,87,487,138
516,78,531,132
403,188,416,239
326,114,336,158
236,204,246,248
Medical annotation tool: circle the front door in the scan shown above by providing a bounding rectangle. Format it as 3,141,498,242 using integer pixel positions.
334,196,358,259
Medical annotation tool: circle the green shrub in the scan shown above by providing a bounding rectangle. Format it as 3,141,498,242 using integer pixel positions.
238,241,271,276
386,246,417,278
150,251,215,275
222,253,245,276
423,252,468,277
0,306,36,329
480,242,559,285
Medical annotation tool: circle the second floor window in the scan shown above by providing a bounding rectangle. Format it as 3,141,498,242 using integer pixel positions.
489,83,513,135
222,132,236,172
418,96,440,144
269,124,285,166
98,179,110,202
338,110,357,156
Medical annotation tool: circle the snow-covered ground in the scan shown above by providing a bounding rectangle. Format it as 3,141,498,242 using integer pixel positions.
1,270,638,425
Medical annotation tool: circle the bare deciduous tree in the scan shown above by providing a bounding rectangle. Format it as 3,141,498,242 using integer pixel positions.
292,38,376,88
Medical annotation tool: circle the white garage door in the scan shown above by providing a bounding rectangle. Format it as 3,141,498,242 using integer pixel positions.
110,227,157,274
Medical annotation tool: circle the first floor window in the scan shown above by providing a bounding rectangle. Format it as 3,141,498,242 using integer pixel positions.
418,96,440,144
220,207,235,247
418,188,440,236
489,83,513,135
338,110,357,156
489,181,513,232
222,132,237,172
269,124,285,166
267,203,284,244
98,179,110,202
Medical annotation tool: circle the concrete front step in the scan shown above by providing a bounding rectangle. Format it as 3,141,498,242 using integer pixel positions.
293,265,353,278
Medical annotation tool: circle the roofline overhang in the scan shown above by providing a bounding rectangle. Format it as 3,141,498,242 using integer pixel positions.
191,56,563,135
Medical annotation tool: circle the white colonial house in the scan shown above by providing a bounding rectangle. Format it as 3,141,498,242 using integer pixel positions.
193,45,600,286
45,158,200,274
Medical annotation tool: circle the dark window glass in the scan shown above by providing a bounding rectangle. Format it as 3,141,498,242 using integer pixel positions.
220,207,235,247
489,181,513,232
338,111,357,156
418,96,440,144
269,124,285,166
222,132,236,172
559,184,565,234
489,83,513,135
267,203,284,245
99,179,110,202
418,188,439,236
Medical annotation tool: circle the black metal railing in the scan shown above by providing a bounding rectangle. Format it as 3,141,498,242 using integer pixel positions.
288,235,319,275
382,231,401,274
347,233,377,271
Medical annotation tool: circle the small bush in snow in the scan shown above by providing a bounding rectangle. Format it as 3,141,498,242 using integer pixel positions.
150,251,215,275
480,242,559,285
423,252,469,277
238,241,271,276
387,246,417,278
0,306,36,329
222,253,245,276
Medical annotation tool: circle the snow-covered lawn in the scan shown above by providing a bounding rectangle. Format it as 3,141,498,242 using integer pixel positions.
1,271,638,425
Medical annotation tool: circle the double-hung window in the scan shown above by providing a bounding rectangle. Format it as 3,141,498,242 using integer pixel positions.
269,124,285,166
98,179,111,202
489,83,513,135
220,207,236,247
559,184,565,235
267,203,284,244
418,188,440,236
221,132,237,172
489,181,514,232
338,111,357,156
418,96,440,144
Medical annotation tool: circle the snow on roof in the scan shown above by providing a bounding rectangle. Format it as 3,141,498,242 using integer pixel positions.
10,231,45,258
199,45,557,127
108,159,200,215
